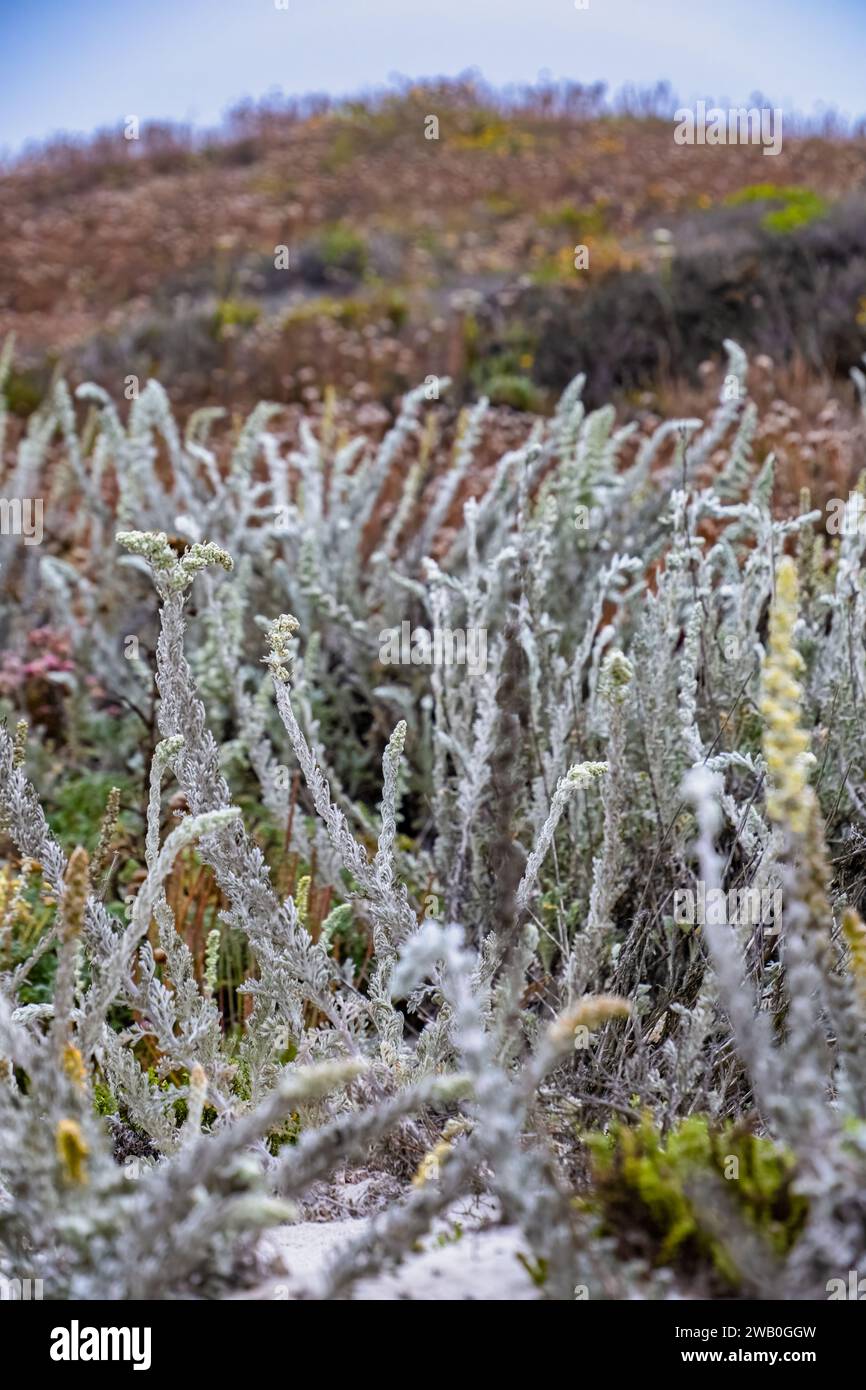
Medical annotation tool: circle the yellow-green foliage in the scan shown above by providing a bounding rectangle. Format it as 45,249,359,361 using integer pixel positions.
212,299,261,338
484,373,543,413
92,1080,118,1117
3,367,45,417
760,556,813,835
266,1114,302,1156
281,289,406,333
583,1114,807,1288
316,222,368,275
320,902,369,973
484,194,521,219
540,199,609,239
452,114,534,154
725,184,829,234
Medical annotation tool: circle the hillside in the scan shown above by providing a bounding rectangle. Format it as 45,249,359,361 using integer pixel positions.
2,82,865,429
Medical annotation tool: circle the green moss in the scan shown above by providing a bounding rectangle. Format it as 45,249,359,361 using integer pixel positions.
92,1081,118,1117
583,1113,807,1290
231,1057,252,1104
266,1114,302,1156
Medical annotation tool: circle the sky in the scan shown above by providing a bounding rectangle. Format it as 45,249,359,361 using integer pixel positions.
0,0,863,155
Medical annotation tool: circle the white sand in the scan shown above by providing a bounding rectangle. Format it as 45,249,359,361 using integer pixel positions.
245,1195,541,1300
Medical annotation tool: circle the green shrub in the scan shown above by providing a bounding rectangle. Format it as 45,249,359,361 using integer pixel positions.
319,224,368,272
47,773,135,852
583,1114,807,1289
281,288,406,334
725,183,829,233
4,368,46,417
540,200,608,238
484,372,543,412
212,298,261,338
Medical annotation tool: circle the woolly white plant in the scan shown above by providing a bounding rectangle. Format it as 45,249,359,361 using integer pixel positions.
3,346,866,1299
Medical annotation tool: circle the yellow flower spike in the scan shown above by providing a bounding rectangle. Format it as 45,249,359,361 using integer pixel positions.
60,847,90,941
0,868,11,917
411,1119,470,1188
549,994,633,1047
412,1137,453,1188
842,907,866,1006
760,558,814,835
295,875,310,928
91,787,121,883
62,1043,87,1090
56,1118,89,1185
12,718,28,768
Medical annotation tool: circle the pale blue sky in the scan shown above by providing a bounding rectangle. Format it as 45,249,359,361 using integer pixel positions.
0,0,863,155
